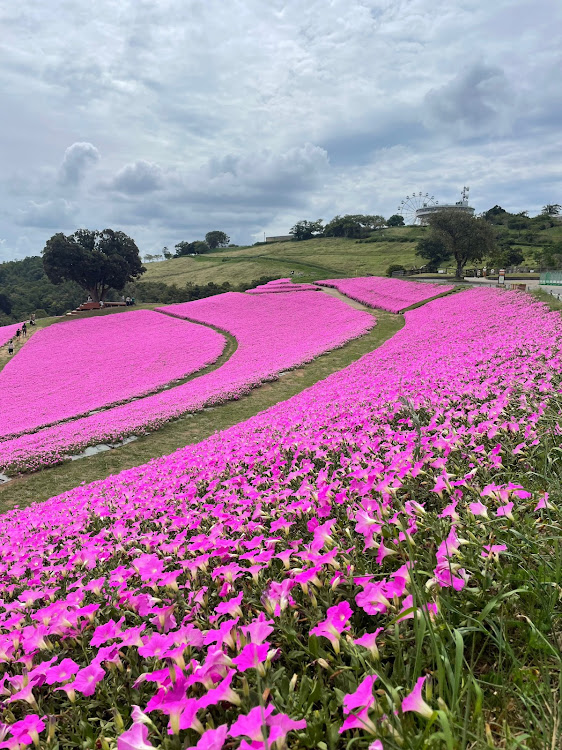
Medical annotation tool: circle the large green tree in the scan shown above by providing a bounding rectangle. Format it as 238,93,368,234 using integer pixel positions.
386,214,405,227
289,220,324,241
415,236,451,272
174,240,210,257
324,214,385,238
43,228,145,302
205,231,230,249
423,210,497,279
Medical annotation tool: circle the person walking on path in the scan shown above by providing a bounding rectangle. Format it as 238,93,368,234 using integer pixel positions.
15,328,21,342
8,340,13,355
22,322,27,338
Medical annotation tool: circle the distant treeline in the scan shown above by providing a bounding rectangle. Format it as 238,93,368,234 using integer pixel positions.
0,254,277,324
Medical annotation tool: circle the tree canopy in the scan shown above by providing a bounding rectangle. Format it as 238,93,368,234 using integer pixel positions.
386,214,405,227
174,240,210,257
420,210,497,278
289,220,324,241
42,229,145,302
415,236,451,272
205,231,230,249
324,214,385,238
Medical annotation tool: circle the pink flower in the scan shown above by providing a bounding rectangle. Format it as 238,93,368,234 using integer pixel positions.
354,628,384,659
3,714,45,747
342,674,378,714
401,676,433,718
229,705,275,742
45,658,80,685
199,670,241,708
184,725,228,750
232,643,269,672
215,592,243,617
241,614,274,644
310,601,353,653
61,663,105,697
118,722,155,750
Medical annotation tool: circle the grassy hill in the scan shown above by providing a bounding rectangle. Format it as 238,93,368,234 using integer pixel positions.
142,228,425,287
142,222,562,288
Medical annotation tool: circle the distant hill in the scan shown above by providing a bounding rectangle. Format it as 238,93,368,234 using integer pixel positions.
143,228,425,288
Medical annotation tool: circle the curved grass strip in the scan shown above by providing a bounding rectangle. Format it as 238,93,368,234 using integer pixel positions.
0,292,373,474
0,311,226,440
317,276,454,312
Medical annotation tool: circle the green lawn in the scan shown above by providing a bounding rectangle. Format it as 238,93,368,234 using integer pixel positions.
0,309,402,512
142,223,562,289
143,234,423,287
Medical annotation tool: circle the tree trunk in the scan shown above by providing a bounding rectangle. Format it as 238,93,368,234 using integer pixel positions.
456,259,464,279
87,288,100,303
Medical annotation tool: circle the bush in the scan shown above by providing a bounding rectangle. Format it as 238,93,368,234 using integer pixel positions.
386,264,406,277
34,308,49,319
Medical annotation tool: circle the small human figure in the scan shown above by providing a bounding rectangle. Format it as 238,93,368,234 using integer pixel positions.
121,295,125,303
30,313,36,325
22,322,27,337
8,340,13,355
87,295,92,303
15,328,21,341
125,296,131,306
131,297,135,306
99,300,104,308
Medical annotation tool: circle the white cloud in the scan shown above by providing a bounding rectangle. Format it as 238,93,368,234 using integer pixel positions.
0,0,560,255
59,142,100,186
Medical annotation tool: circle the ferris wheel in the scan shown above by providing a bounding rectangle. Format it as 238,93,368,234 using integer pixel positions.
397,192,437,224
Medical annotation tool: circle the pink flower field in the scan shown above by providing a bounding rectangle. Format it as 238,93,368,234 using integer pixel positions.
0,322,25,348
0,311,226,439
0,292,373,473
245,278,320,294
316,276,454,312
0,288,560,747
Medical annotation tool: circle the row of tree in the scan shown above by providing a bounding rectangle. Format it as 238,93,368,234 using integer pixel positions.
289,214,404,241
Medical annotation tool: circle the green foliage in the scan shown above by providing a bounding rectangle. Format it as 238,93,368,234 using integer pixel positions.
386,264,406,277
324,214,385,238
174,240,211,257
162,247,173,260
489,244,525,268
0,292,12,316
415,236,451,272
426,210,497,278
43,228,145,302
205,230,230,249
541,204,561,216
387,214,405,227
125,275,278,304
507,215,531,232
483,205,510,224
0,256,85,320
289,220,324,241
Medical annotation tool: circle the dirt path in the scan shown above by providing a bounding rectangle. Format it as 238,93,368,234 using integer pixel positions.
0,328,38,374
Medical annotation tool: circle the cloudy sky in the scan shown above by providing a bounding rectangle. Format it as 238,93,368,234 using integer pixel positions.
1,0,561,261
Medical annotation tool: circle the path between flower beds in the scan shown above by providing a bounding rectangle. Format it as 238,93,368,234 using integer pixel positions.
0,314,236,441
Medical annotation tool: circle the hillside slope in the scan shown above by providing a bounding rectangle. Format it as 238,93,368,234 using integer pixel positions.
142,230,423,287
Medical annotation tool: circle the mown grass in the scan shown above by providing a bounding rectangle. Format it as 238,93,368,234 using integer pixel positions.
142,235,422,287
0,310,402,511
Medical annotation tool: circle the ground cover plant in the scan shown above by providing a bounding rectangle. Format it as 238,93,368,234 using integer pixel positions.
0,311,226,439
0,292,373,474
0,322,24,349
0,288,560,749
316,277,454,313
245,279,320,294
